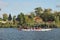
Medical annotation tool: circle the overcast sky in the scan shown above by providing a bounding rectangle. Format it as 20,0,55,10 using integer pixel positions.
0,0,60,17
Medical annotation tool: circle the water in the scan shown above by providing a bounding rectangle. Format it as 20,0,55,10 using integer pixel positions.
0,28,60,40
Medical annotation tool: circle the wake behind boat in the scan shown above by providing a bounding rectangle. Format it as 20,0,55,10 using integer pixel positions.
21,29,52,31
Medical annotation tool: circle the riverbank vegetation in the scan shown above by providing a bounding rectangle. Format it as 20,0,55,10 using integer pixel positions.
0,7,60,28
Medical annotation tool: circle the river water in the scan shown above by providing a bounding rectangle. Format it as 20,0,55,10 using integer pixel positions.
0,28,60,40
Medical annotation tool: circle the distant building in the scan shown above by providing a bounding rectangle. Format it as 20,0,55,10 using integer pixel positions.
34,16,43,23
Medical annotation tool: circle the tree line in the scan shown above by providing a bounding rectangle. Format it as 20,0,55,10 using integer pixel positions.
0,7,60,28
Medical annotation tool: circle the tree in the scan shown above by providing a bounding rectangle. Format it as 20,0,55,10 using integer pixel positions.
30,12,35,18
54,12,60,22
16,12,25,25
20,13,25,25
13,15,16,24
40,8,54,22
16,15,20,21
3,13,8,21
8,14,12,21
0,18,2,21
35,7,43,16
44,8,52,14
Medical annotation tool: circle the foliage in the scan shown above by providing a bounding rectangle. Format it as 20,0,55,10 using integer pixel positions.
0,18,2,21
35,7,43,16
13,15,16,24
16,12,25,25
3,13,8,21
8,14,12,21
0,7,60,28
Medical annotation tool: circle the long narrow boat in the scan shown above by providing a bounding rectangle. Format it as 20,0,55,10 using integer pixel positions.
21,29,52,31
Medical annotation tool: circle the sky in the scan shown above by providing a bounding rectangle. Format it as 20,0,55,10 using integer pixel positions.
0,0,60,17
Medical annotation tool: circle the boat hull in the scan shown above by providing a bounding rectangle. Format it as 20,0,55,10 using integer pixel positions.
21,29,52,31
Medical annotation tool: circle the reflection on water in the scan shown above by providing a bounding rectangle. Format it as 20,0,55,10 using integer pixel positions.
0,28,60,40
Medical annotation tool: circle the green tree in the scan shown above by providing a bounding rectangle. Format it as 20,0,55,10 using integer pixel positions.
44,8,52,14
42,8,53,22
13,15,16,24
0,18,2,21
30,12,35,18
8,14,12,21
3,13,8,21
20,13,25,25
17,12,25,25
35,7,43,16
54,11,60,27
